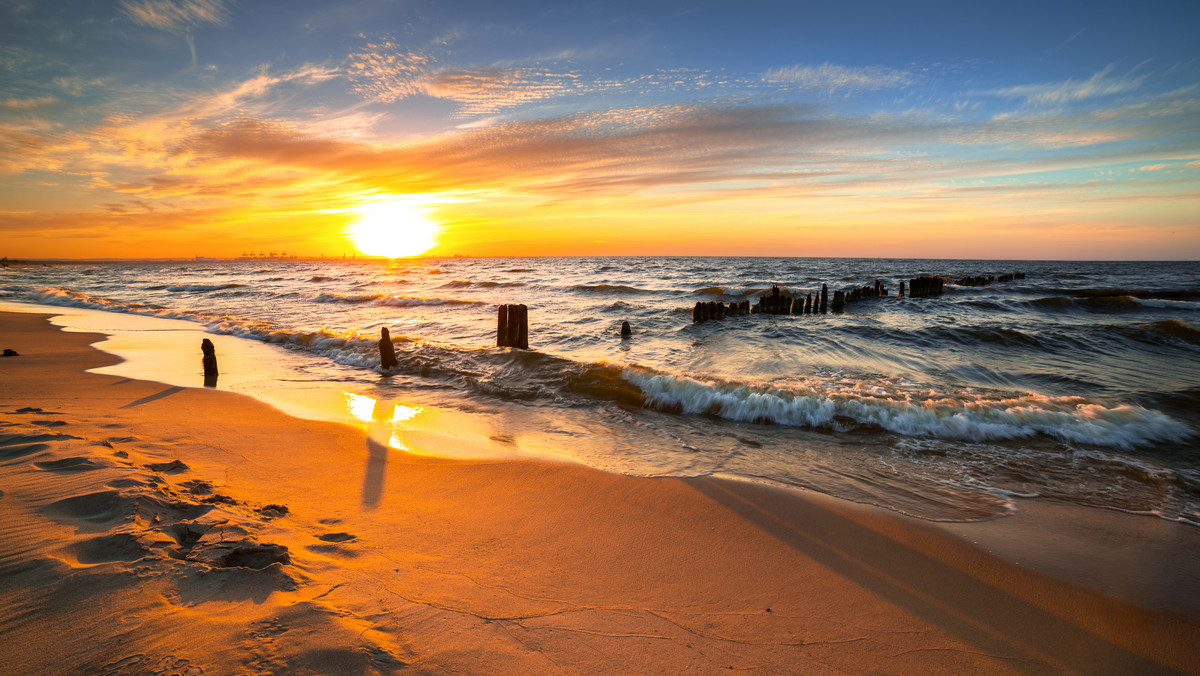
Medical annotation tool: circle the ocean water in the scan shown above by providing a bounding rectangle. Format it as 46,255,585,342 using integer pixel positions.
3,257,1198,525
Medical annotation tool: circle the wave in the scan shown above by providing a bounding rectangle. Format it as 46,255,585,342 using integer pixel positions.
620,369,1191,450
311,292,483,307
440,279,525,289
377,296,485,307
313,292,383,303
571,284,653,294
694,285,762,299
894,324,1042,349
145,283,247,292
309,275,333,282
1047,287,1200,301
1028,295,1142,312
1129,319,1200,347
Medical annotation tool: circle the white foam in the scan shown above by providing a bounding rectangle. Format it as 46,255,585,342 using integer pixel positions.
622,369,1192,450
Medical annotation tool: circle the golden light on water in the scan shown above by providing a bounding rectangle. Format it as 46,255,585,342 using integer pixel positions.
348,197,441,258
343,392,426,450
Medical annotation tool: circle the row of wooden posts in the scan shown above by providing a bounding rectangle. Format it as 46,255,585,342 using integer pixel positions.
692,273,1023,323
955,272,1026,287
299,272,1028,370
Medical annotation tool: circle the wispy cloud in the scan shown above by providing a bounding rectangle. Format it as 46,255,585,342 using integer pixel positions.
121,0,232,69
120,0,231,33
763,63,915,93
346,41,579,117
995,65,1147,106
0,96,59,111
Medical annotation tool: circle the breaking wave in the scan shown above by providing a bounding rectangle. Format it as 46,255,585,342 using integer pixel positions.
621,369,1191,451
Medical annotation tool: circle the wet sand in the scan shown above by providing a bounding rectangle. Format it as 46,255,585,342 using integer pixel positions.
2,310,1198,674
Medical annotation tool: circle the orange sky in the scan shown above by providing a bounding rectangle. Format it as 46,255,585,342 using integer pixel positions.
2,1,1198,260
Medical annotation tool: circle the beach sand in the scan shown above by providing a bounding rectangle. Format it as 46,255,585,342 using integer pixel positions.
2,310,1198,674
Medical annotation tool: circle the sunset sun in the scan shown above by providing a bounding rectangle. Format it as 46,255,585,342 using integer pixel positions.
348,198,440,258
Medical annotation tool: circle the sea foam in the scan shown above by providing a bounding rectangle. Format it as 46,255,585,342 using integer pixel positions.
621,369,1192,450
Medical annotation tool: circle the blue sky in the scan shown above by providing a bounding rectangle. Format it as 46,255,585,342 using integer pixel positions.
1,0,1198,258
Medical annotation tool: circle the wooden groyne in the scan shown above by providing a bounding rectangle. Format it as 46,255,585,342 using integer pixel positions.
955,272,1025,287
691,272,1024,323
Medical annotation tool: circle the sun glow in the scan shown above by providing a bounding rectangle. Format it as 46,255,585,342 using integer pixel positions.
348,197,441,258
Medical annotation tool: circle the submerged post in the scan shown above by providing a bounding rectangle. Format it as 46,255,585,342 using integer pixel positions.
379,327,398,370
620,320,632,337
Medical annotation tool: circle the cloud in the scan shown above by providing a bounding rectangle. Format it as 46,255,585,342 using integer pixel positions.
424,68,576,117
763,63,915,92
994,65,1147,106
346,41,579,117
0,96,58,111
120,0,231,33
345,42,433,103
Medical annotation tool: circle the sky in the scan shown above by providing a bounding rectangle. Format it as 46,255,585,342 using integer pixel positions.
1,0,1198,260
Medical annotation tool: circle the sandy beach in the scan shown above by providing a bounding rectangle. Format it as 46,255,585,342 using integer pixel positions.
2,309,1199,675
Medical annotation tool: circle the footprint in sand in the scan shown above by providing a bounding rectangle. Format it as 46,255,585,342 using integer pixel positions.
145,460,188,473
307,532,360,558
0,432,82,460
34,456,106,472
43,490,214,533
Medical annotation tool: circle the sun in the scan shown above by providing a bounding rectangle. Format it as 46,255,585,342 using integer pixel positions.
348,197,440,258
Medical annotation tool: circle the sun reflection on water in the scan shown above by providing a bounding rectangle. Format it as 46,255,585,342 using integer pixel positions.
343,391,425,450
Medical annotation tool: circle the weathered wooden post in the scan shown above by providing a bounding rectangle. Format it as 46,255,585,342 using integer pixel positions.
517,304,529,349
820,284,828,314
497,305,510,346
693,301,702,323
899,280,906,297
378,328,398,369
620,321,632,337
507,304,522,348
201,338,218,387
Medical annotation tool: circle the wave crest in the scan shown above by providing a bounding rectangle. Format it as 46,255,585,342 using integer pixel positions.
621,369,1191,450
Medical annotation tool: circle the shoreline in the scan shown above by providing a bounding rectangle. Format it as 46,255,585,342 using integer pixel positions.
2,309,1199,673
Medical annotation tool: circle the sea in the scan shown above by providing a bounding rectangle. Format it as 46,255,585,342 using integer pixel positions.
3,257,1198,526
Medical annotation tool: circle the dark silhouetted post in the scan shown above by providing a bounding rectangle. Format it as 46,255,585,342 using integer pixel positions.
517,304,529,349
507,304,522,348
201,338,218,387
820,284,828,314
379,328,398,370
621,321,631,337
497,305,510,347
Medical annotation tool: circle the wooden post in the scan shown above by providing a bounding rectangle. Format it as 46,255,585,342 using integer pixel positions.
497,305,509,346
517,304,529,349
201,338,218,387
693,301,702,323
620,321,631,337
378,328,398,369
507,304,522,348
820,284,828,314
